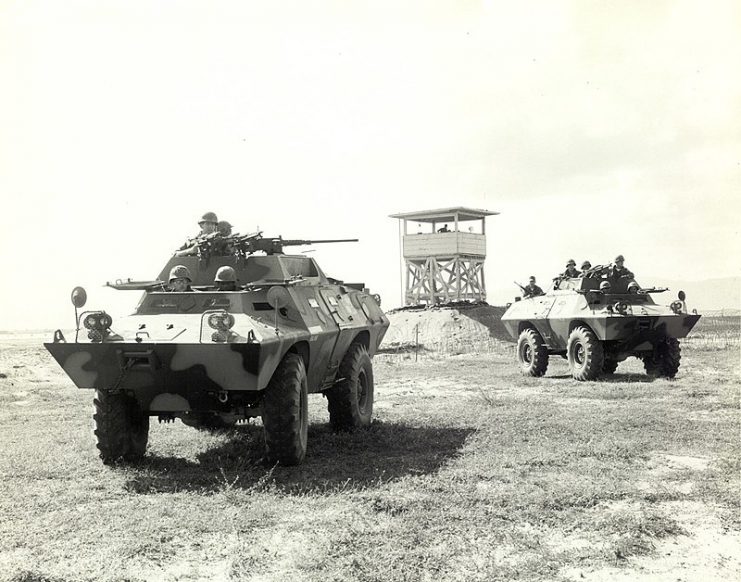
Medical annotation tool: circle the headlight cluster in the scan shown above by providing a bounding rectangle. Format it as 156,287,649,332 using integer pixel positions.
83,311,113,342
207,311,235,342
613,301,629,315
670,300,683,314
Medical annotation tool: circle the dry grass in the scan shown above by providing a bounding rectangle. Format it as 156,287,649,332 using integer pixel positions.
0,326,738,582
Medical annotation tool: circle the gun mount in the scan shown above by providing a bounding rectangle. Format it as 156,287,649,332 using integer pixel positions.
180,231,358,261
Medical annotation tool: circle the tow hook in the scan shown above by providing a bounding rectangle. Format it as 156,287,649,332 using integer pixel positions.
218,391,229,403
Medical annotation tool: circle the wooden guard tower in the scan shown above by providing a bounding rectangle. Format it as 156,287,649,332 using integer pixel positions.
389,207,499,306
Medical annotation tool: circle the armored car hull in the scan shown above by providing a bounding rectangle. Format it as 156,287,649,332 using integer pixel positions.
501,277,700,381
45,252,389,465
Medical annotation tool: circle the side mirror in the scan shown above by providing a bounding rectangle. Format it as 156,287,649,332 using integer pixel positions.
71,286,87,309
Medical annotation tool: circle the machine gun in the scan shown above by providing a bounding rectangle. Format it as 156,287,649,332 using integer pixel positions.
233,233,358,256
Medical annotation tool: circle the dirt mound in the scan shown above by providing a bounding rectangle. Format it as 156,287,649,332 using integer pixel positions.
381,305,512,354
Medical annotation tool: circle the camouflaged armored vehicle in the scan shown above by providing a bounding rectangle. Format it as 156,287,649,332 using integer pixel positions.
501,268,700,381
45,233,389,465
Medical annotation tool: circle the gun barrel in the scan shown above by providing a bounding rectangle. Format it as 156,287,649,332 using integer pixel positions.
282,238,359,246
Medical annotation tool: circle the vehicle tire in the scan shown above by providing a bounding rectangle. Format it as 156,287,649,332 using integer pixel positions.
93,390,149,464
566,326,604,381
643,337,681,378
326,343,374,431
602,357,619,374
262,353,308,466
516,328,549,377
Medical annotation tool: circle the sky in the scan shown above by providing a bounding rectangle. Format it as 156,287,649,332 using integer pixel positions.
1,0,739,329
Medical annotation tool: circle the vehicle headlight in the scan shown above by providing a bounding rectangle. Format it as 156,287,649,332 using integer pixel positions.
613,301,629,315
670,300,683,314
83,311,113,342
207,312,235,331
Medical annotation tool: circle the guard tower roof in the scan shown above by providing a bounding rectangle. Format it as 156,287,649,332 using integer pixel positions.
389,207,499,223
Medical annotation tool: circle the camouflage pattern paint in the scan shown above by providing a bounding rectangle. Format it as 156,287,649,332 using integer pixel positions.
45,254,389,415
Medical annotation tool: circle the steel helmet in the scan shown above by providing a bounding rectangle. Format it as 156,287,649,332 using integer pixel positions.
217,220,232,235
627,281,640,294
214,266,237,283
581,260,592,270
567,259,576,267
199,211,218,225
615,254,625,262
169,265,192,282
599,280,612,292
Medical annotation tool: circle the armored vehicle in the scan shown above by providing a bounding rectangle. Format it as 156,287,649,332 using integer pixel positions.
45,233,389,465
501,270,700,381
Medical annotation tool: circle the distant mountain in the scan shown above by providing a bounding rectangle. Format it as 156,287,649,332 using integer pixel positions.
650,277,741,313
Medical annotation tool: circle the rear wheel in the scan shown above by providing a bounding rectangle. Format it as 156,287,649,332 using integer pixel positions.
326,344,374,431
567,326,604,381
262,353,309,465
516,328,549,377
643,337,681,378
93,390,149,464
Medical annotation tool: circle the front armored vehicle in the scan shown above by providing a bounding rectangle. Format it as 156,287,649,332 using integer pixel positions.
501,269,700,381
45,233,389,465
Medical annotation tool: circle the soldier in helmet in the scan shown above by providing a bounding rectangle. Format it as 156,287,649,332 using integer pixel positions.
608,255,634,282
175,212,220,257
561,259,579,278
599,280,612,294
217,220,232,236
214,266,238,291
522,276,544,298
580,260,592,276
168,265,192,292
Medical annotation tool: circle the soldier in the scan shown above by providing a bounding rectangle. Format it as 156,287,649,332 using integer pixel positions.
175,212,220,257
217,220,232,237
580,260,592,276
562,259,579,278
599,280,612,293
168,265,192,292
198,212,219,236
437,224,450,233
214,266,238,291
523,276,544,298
608,255,634,282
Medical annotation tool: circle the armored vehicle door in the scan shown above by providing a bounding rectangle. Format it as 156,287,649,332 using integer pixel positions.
528,295,559,346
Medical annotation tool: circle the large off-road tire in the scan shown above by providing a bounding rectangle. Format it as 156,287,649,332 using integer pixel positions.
516,328,549,377
643,337,681,378
262,353,308,466
326,343,374,431
93,390,149,464
566,326,604,381
602,357,619,374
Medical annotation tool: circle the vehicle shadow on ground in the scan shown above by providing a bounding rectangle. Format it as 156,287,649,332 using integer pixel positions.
546,373,656,383
123,421,475,495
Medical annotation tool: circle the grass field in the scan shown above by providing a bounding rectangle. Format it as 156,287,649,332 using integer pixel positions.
0,321,738,581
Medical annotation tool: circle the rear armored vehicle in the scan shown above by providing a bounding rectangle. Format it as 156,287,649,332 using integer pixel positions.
501,268,700,380
45,233,388,465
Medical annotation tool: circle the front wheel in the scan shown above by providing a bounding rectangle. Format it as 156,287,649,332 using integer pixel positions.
566,326,604,381
93,390,149,464
643,337,681,378
262,353,309,466
516,328,549,377
326,343,374,431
